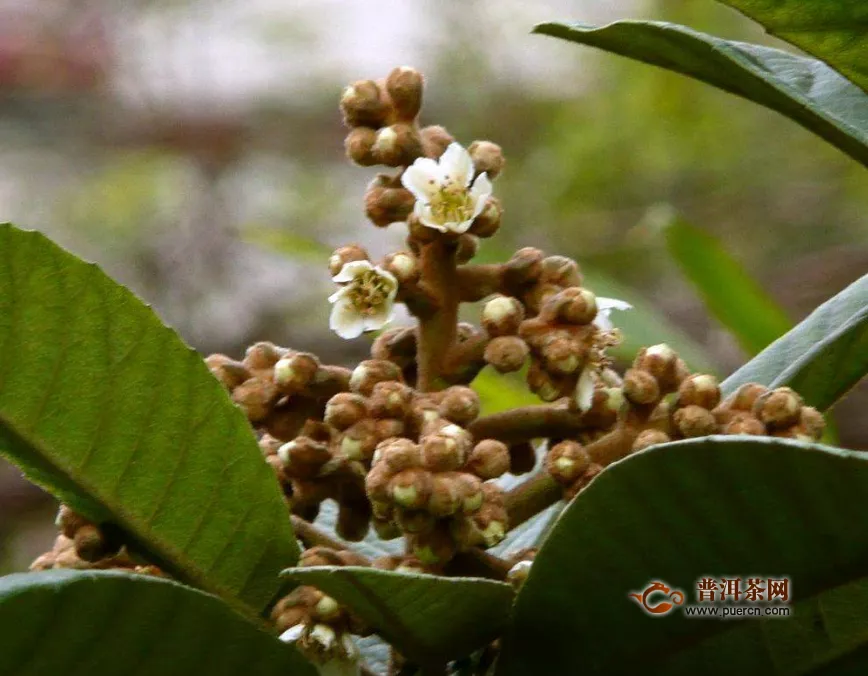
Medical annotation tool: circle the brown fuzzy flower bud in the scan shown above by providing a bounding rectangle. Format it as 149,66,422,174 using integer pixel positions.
504,247,544,287
74,524,110,562
468,197,503,238
799,407,825,439
369,381,413,419
546,440,591,485
427,473,463,517
753,387,803,429
632,429,671,452
340,79,390,128
244,341,285,371
729,382,769,411
324,393,368,430
339,419,379,462
673,405,718,438
540,256,582,288
677,374,721,410
371,327,417,366
232,377,279,422
349,360,404,396
420,125,454,158
375,437,422,472
311,594,343,623
409,524,457,566
541,287,597,326
623,368,660,405
509,442,537,474
344,126,377,166
540,336,583,375
371,123,423,167
364,176,416,227
278,437,332,478
365,461,395,504
421,426,471,472
395,508,437,535
468,140,505,180
328,244,369,277
389,468,434,509
635,344,681,392
482,295,525,337
527,362,571,402
438,386,481,425
55,505,89,540
205,354,251,391
471,502,508,548
386,66,423,121
484,336,529,373
374,418,406,440
454,472,484,513
274,352,320,393
466,439,510,480
723,412,766,436
381,251,419,284
455,234,479,264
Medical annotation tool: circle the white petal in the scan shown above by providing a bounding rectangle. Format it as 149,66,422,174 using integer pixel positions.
593,310,613,332
332,259,373,283
469,172,492,221
597,297,632,312
372,266,399,299
414,201,448,232
575,366,596,413
328,285,352,304
330,301,365,339
279,624,304,644
439,142,474,187
401,159,442,202
362,302,395,332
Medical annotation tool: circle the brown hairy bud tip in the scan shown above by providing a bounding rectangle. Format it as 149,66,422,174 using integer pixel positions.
232,378,279,423
55,505,90,540
324,392,368,430
420,125,454,158
74,524,109,562
800,407,825,439
278,437,332,478
365,461,395,504
365,179,416,227
385,66,423,121
349,359,404,396
205,354,250,390
484,336,529,373
339,418,379,462
540,336,583,375
389,468,434,510
623,368,660,406
274,352,319,393
409,525,458,566
340,79,390,128
455,234,479,264
369,380,413,419
724,412,766,436
728,382,769,411
677,374,721,410
421,428,468,472
540,255,582,288
467,439,511,480
468,140,505,180
328,244,369,277
438,386,481,425
371,123,423,167
344,126,377,166
382,251,419,283
504,247,544,287
427,473,463,517
673,405,718,438
753,387,803,429
482,295,524,337
244,342,285,370
468,196,503,238
546,440,591,485
632,429,671,452
635,344,681,392
375,437,422,472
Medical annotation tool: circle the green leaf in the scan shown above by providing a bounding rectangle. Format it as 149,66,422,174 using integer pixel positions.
716,0,868,95
0,569,316,676
498,437,868,675
661,212,792,355
0,224,298,617
722,273,868,410
282,566,514,666
533,21,868,168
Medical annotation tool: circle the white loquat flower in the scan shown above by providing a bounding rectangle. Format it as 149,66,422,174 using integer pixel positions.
401,142,492,234
329,261,399,340
575,297,632,412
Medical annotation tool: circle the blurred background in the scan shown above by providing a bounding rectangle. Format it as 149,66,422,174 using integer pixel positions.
0,0,866,572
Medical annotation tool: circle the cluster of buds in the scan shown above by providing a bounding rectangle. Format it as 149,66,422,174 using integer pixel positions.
30,505,162,577
274,548,371,675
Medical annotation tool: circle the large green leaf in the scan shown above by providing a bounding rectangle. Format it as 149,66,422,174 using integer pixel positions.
498,437,868,675
282,566,513,666
533,21,868,168
0,224,298,616
663,214,792,355
716,0,868,95
721,273,868,409
0,570,316,676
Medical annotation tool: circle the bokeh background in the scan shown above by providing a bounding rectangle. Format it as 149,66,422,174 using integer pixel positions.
1,0,866,572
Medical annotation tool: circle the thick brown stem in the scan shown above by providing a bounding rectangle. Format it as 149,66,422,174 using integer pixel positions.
456,263,504,301
505,470,562,529
468,403,590,443
416,238,459,391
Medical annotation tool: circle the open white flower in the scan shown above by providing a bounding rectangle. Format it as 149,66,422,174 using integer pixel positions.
401,142,492,234
575,297,633,411
280,624,361,676
329,260,398,340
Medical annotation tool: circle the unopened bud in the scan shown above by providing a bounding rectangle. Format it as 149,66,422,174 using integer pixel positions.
232,377,279,422
420,125,454,158
382,251,418,283
632,429,671,452
55,505,89,539
374,417,405,440
340,79,390,128
349,360,403,396
623,368,660,405
753,387,803,429
205,354,251,390
421,431,466,472
527,362,572,402
546,440,591,484
324,392,368,430
372,123,423,166
364,177,416,227
427,473,463,517
541,336,583,375
484,336,529,373
466,439,511,480
542,287,597,325
369,381,413,419
386,66,423,120
728,382,769,411
468,140,505,179
365,461,394,503
455,234,480,264
635,344,680,392
504,247,544,287
468,196,503,238
723,412,766,436
376,437,422,472
482,295,525,337
74,524,109,562
278,437,332,478
389,469,433,509
540,255,582,288
340,419,378,462
438,386,481,425
344,126,377,165
673,405,718,438
799,407,825,439
274,353,319,393
677,374,721,410
313,595,342,622
329,244,369,277
244,342,285,370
